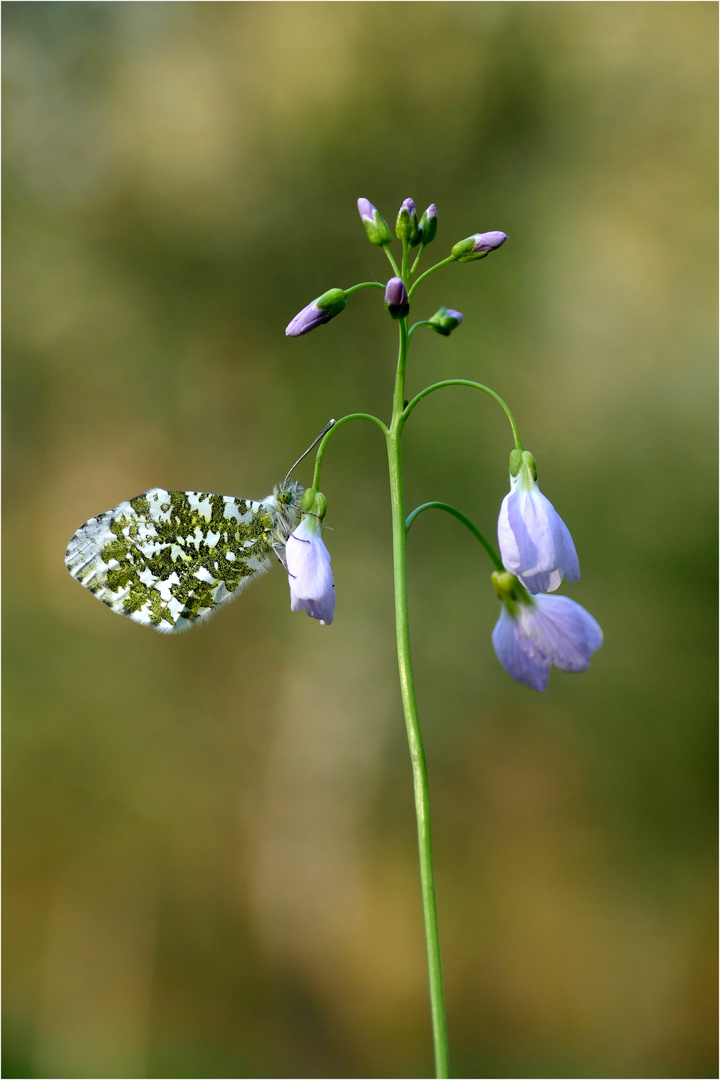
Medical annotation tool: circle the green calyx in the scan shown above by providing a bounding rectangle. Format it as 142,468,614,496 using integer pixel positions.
300,487,328,527
363,212,392,246
428,307,461,336
316,288,347,317
396,205,419,245
451,236,487,263
491,570,532,613
509,448,537,482
418,208,437,246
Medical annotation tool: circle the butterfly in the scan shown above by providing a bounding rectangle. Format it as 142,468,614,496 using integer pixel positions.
65,421,335,633
65,483,305,633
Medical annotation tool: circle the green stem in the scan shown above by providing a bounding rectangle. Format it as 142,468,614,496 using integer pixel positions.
408,321,435,340
407,255,457,300
383,245,401,278
406,502,504,572
403,380,524,452
387,319,450,1078
344,281,385,296
311,412,388,490
409,241,426,279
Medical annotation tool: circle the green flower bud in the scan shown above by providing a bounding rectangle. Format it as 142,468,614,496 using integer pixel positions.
427,306,463,336
357,199,392,246
418,204,438,245
396,198,419,245
451,231,508,263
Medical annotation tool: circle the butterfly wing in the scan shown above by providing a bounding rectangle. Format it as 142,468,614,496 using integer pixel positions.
65,488,276,632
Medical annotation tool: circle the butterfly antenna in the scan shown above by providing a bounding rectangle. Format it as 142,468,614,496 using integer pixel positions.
283,420,336,487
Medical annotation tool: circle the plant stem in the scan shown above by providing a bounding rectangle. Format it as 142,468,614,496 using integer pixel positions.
406,501,504,572
387,316,450,1078
407,255,457,300
311,413,388,490
344,281,386,296
403,379,524,452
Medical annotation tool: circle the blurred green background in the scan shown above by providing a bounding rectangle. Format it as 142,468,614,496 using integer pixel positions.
3,3,717,1078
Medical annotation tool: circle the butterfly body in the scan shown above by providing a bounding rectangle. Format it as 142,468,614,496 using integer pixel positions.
65,482,304,632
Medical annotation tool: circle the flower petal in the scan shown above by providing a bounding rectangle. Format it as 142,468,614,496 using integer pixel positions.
492,607,551,691
286,520,335,624
518,594,602,672
498,477,580,593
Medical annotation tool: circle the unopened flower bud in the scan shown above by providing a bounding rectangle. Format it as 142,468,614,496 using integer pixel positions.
384,277,410,320
418,204,438,246
357,198,392,246
451,231,508,262
286,288,347,337
428,306,462,336
395,198,419,245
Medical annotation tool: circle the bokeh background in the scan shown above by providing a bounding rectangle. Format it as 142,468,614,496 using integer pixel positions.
3,3,717,1078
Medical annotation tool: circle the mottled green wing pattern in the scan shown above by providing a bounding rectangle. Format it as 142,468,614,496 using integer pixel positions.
65,488,279,632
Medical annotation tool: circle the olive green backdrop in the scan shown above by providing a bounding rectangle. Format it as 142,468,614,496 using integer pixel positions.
4,3,717,1078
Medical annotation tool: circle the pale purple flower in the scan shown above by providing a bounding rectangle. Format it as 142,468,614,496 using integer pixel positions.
492,591,603,691
384,276,409,319
286,516,335,625
286,288,347,337
498,451,579,594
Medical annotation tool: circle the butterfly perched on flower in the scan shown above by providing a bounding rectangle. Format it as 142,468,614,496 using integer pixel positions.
65,483,306,633
65,422,336,633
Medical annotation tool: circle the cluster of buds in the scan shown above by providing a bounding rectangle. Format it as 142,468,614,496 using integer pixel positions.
285,196,508,339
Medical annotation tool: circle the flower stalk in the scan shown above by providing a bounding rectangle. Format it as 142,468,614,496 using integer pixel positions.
387,314,450,1079
292,196,601,1077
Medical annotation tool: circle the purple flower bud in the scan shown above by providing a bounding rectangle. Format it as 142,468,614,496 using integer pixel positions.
428,306,462,336
384,276,410,320
451,231,508,262
286,512,335,625
471,231,508,253
395,198,419,244
418,204,438,245
497,450,580,594
491,572,602,691
286,288,347,337
357,198,392,246
357,197,375,222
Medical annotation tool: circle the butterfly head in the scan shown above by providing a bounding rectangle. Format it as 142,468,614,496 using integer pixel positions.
266,480,304,540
